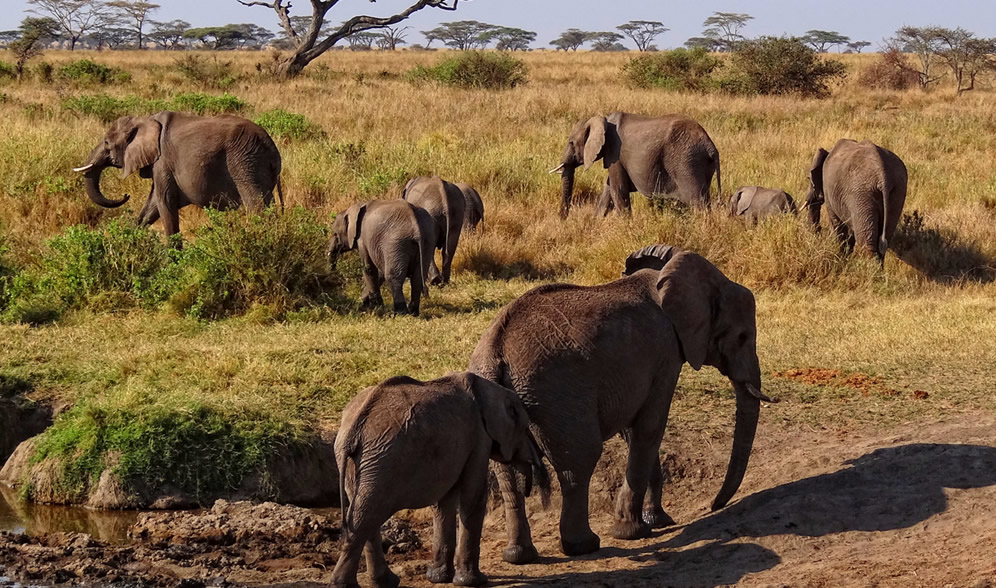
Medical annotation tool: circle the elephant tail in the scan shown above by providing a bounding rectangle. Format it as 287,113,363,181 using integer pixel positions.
276,176,285,213
878,178,890,259
714,150,722,202
337,435,358,535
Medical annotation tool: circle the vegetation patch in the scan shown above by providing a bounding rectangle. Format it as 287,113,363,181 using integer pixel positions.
623,48,723,92
56,59,131,85
61,92,247,122
27,398,300,503
722,36,848,97
173,54,239,89
0,61,16,80
408,51,528,89
254,108,322,141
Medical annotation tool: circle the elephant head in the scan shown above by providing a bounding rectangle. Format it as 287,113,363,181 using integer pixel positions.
463,372,551,506
551,115,620,219
73,115,163,208
804,148,830,227
656,251,773,511
327,202,367,266
730,187,758,216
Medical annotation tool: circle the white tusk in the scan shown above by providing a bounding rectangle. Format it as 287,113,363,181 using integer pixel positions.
548,163,565,175
73,164,94,173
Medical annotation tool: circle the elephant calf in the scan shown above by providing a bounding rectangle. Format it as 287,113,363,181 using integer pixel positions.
729,186,797,223
402,176,466,285
328,199,436,316
332,372,549,588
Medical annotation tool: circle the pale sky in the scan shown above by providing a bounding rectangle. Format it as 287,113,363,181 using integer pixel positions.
4,0,996,49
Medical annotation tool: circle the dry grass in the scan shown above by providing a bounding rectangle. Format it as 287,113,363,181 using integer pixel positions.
0,49,994,495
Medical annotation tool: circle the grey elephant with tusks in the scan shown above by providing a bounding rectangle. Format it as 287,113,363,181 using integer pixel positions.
551,112,721,217
327,199,436,316
73,111,283,237
470,245,772,562
331,372,550,588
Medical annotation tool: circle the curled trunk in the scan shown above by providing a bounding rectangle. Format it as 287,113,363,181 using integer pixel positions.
711,382,761,510
560,166,576,219
83,165,130,209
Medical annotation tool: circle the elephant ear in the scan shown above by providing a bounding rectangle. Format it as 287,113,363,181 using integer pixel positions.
734,187,757,216
583,116,608,170
464,373,521,463
623,243,680,276
345,202,368,249
402,177,421,200
809,148,830,200
122,117,162,179
656,252,718,371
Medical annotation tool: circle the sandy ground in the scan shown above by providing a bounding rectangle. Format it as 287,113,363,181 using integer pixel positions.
1,414,994,588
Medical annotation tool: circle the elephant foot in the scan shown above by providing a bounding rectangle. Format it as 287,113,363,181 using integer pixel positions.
372,569,401,588
360,298,382,310
560,531,600,556
428,276,443,287
610,519,651,541
330,578,361,588
642,507,676,529
502,543,538,565
392,305,410,316
425,564,454,584
407,304,421,317
454,569,487,587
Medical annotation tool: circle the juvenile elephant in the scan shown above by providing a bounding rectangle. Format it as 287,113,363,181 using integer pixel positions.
805,139,908,262
456,182,484,233
73,111,283,237
551,112,721,218
328,199,436,316
470,249,769,562
332,372,550,588
402,176,466,285
730,186,797,223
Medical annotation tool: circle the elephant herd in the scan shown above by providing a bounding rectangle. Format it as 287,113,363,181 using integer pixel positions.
70,110,911,587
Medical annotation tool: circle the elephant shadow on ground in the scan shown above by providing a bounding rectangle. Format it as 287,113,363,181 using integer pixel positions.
892,211,996,283
494,444,996,587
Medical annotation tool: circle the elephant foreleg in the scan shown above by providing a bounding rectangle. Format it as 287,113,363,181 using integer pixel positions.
642,455,676,528
426,490,458,584
136,185,159,226
493,461,537,564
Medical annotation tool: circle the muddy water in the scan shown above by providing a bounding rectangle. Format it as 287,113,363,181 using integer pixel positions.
0,485,139,543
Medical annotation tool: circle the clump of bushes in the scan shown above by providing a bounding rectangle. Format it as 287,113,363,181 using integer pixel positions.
61,92,247,122
722,37,848,98
0,61,16,80
56,59,131,85
253,108,322,141
623,37,847,98
3,208,339,323
408,51,528,89
858,49,921,90
623,48,722,92
174,54,238,89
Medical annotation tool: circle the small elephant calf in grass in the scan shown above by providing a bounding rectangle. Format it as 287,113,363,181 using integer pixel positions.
332,372,550,588
729,186,797,224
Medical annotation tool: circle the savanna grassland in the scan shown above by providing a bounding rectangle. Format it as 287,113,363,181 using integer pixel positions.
0,46,995,520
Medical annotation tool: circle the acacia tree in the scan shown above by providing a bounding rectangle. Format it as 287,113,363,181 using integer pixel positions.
235,0,459,77
889,26,945,89
377,25,409,50
846,40,871,53
27,0,109,50
617,20,667,52
106,1,159,48
802,30,850,52
10,17,60,77
550,28,591,51
702,11,752,51
590,31,624,52
420,20,496,50
684,36,723,51
148,19,189,49
346,31,378,50
930,27,996,93
486,27,535,51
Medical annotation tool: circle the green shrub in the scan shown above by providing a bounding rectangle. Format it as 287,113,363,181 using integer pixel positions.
722,37,847,98
170,92,247,115
168,207,337,319
0,61,15,80
56,59,131,85
29,399,299,503
623,48,723,91
254,108,322,141
408,51,528,89
174,54,238,89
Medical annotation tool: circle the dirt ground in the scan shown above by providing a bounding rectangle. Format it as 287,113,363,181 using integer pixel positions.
1,413,995,588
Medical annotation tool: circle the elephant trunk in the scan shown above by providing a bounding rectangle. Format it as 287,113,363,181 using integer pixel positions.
803,187,822,229
78,148,129,208
710,381,761,510
559,165,576,219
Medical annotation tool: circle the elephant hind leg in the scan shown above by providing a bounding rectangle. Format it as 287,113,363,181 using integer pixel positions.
551,426,602,556
493,461,538,564
426,490,458,583
365,529,400,588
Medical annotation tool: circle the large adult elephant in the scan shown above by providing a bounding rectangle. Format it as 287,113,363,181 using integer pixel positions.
73,111,283,236
469,248,769,562
402,176,465,285
550,112,721,218
804,139,908,262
